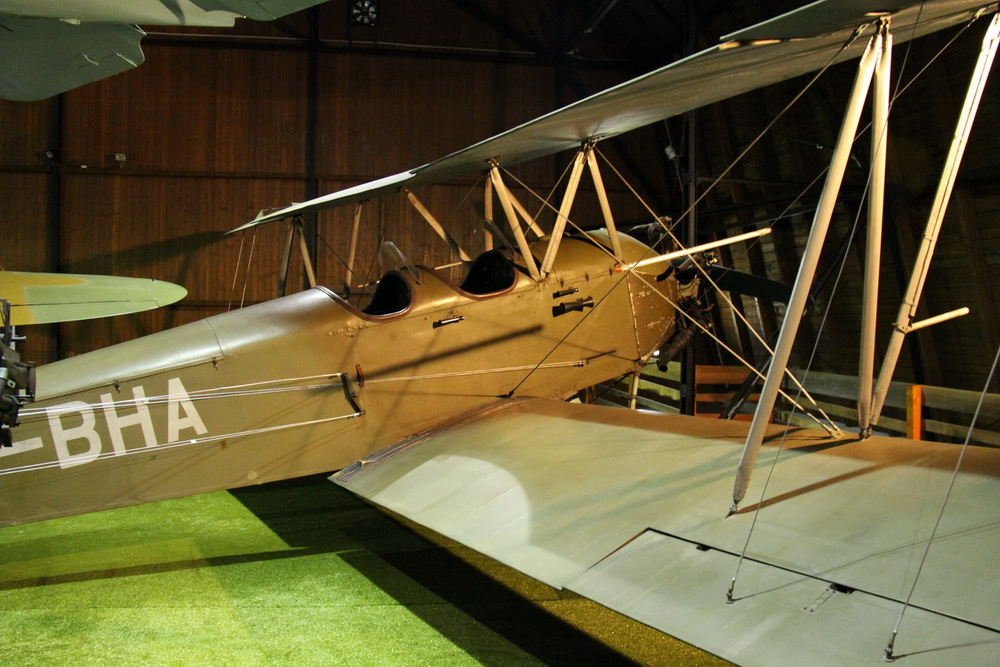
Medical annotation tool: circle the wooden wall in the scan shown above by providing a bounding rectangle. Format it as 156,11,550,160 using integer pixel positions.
1,3,997,396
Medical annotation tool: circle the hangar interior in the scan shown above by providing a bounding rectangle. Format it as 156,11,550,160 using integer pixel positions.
4,0,999,398
2,1,1000,664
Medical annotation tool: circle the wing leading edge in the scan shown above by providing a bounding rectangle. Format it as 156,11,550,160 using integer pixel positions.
333,397,1000,665
243,0,996,229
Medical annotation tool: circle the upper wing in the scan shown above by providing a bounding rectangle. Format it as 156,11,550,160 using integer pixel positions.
0,271,187,325
333,397,1000,665
240,0,994,229
0,0,331,101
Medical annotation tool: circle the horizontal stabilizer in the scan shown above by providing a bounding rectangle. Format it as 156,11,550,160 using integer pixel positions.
334,397,1000,665
0,271,187,325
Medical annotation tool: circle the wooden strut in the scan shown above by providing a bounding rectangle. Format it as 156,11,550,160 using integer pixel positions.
483,177,494,251
540,145,590,276
277,216,317,297
730,33,882,512
867,12,1000,433
403,189,472,263
485,144,626,275
858,21,891,429
345,203,363,295
587,149,624,261
489,165,540,280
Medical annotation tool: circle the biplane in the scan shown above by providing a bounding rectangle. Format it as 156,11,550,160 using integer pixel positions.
3,1,1000,664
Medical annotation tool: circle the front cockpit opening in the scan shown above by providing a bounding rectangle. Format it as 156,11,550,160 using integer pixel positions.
361,272,412,316
459,250,516,295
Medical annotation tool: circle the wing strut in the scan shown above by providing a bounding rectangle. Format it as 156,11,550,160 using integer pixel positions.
489,165,541,280
866,12,1000,434
277,216,317,297
586,149,624,260
404,189,473,263
730,31,883,512
857,23,892,429
540,145,591,276
344,203,364,296
483,177,494,251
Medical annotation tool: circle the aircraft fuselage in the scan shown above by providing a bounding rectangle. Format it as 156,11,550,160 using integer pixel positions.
1,232,676,525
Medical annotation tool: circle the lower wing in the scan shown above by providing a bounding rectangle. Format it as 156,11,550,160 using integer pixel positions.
334,397,1000,665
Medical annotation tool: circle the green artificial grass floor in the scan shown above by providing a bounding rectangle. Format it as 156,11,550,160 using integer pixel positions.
0,475,725,666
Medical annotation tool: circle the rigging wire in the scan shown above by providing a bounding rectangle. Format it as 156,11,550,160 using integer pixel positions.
884,341,1000,662
492,166,841,427
226,227,258,311
17,373,351,420
239,228,257,309
227,231,246,312
725,5,992,605
0,411,363,478
597,149,839,428
503,154,840,432
727,149,876,602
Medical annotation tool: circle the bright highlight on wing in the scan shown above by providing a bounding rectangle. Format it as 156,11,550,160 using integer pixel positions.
0,272,187,325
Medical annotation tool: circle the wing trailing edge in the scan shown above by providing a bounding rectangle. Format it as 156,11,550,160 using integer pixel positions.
333,397,1000,665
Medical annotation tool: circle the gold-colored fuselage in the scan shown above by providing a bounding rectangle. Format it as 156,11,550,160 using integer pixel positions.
1,232,675,525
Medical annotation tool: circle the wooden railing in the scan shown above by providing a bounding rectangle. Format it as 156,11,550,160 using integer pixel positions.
595,364,1000,447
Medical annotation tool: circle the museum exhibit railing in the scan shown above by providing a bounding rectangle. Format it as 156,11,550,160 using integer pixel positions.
594,363,1000,447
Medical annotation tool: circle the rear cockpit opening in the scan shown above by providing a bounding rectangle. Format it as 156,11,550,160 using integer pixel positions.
459,250,517,295
361,272,412,316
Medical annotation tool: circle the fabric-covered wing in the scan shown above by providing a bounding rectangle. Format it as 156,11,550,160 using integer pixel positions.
333,398,1000,665
242,0,994,228
0,0,331,101
0,272,187,325
0,15,145,102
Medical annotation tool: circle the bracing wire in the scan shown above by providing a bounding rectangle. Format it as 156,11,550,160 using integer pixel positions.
227,231,246,312
239,229,257,309
728,182,872,601
883,342,1000,661
501,155,841,433
727,6,993,605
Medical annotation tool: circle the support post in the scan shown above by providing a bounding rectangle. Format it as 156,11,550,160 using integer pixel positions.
540,146,590,276
296,218,318,289
506,190,546,238
731,35,881,511
906,384,924,440
344,203,363,295
483,177,494,251
869,13,1000,430
405,189,472,262
277,220,297,297
586,150,624,260
858,22,891,430
628,371,640,410
490,166,540,280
